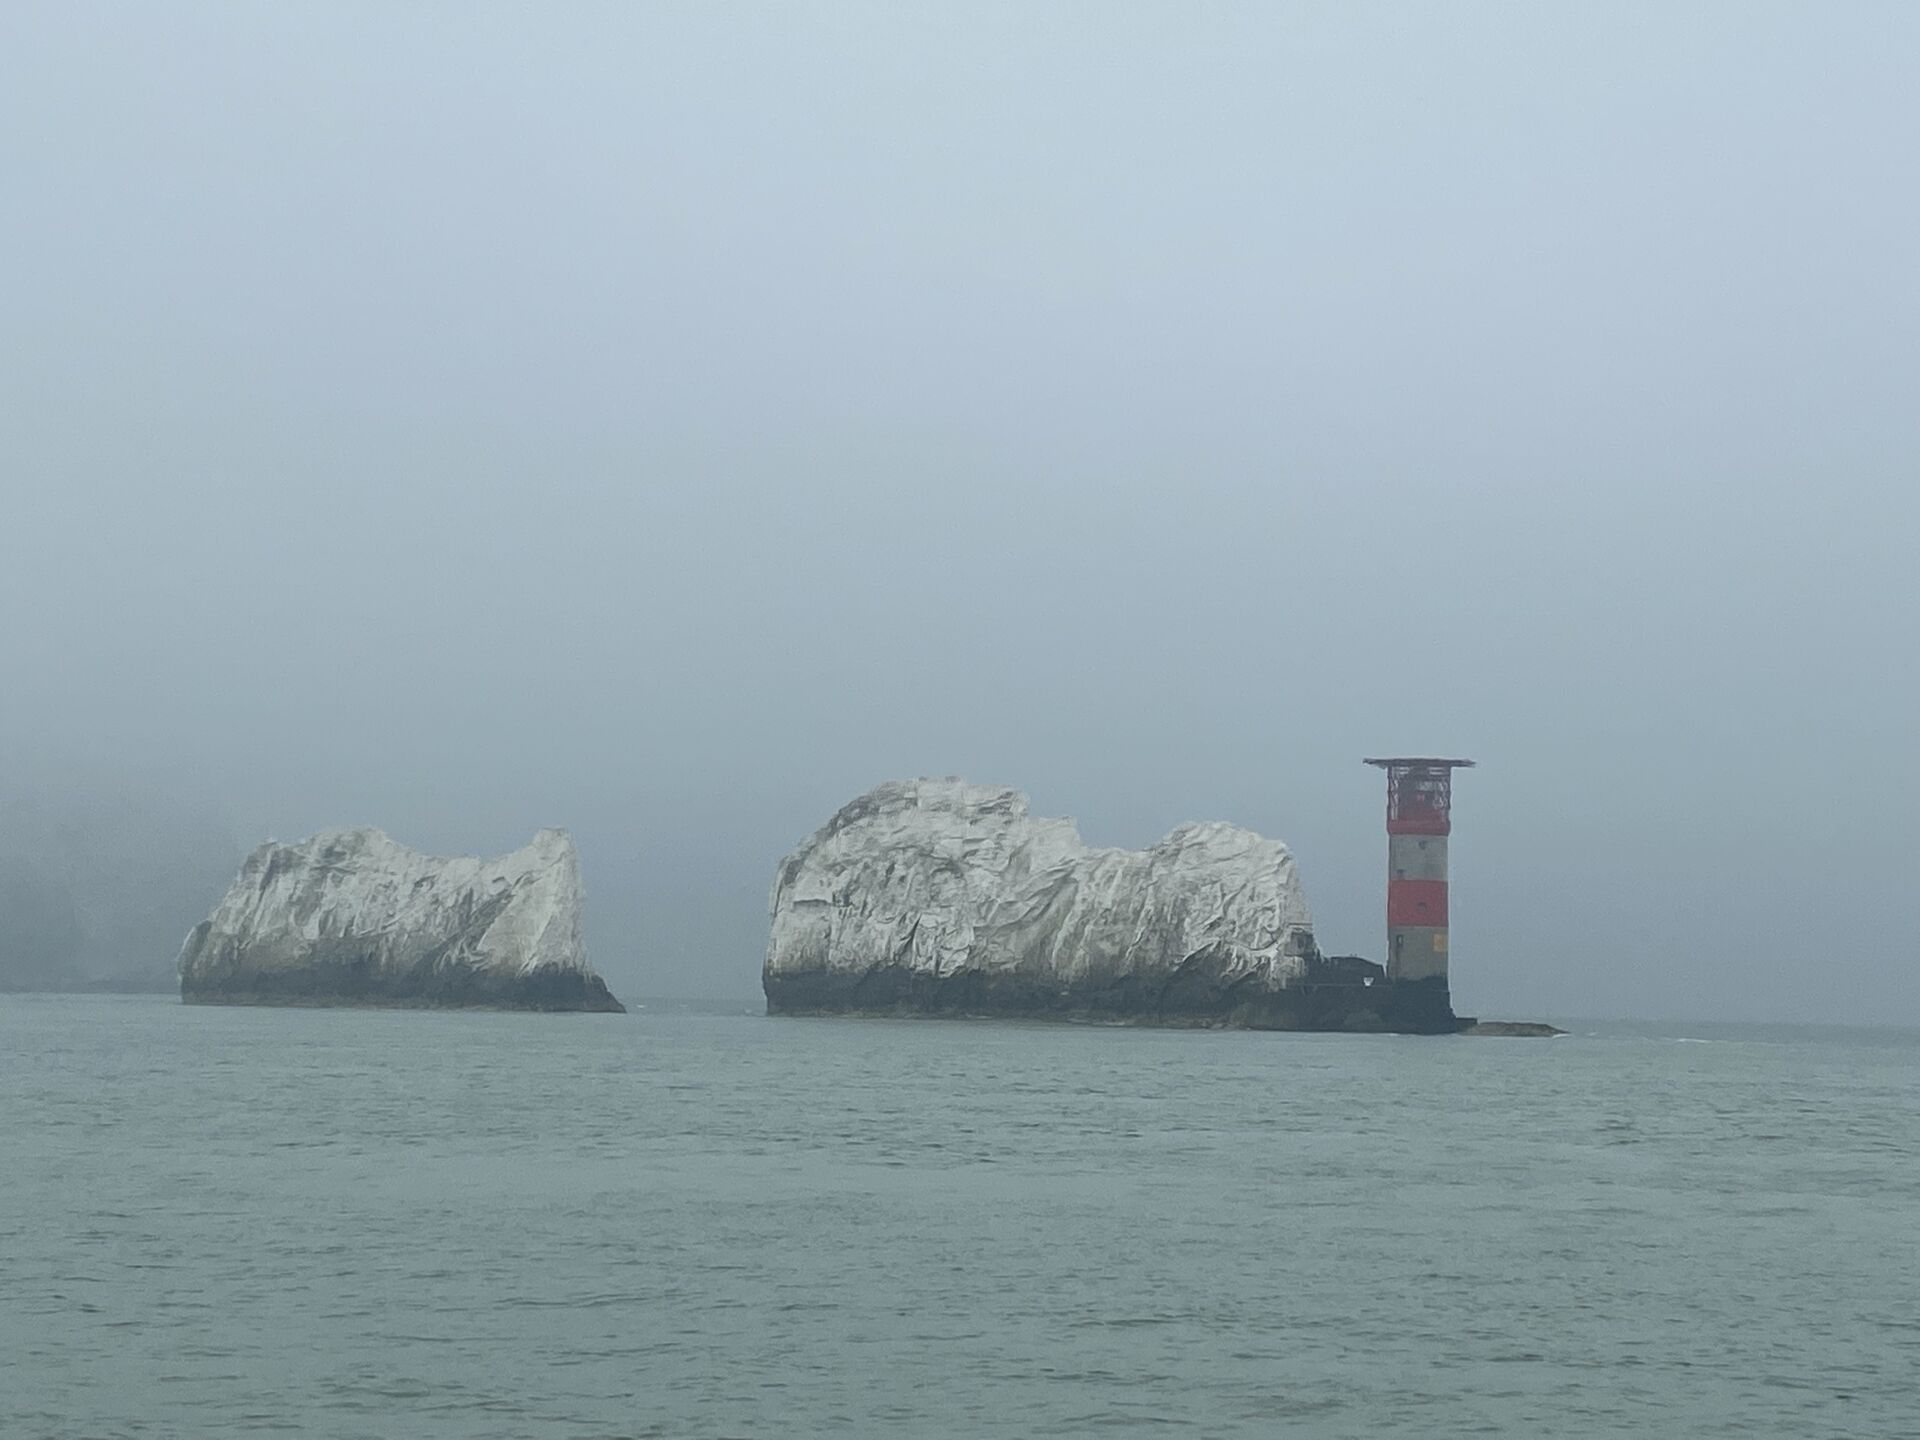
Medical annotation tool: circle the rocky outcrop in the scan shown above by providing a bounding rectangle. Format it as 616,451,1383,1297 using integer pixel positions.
2,784,240,988
178,828,623,1011
765,779,1454,1032
0,860,85,992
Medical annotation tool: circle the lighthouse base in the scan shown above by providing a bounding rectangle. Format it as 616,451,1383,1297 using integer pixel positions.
1378,976,1465,1035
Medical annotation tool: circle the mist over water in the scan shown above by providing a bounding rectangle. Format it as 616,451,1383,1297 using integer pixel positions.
4,4,1918,1023
6,10,1917,1440
7,995,1917,1438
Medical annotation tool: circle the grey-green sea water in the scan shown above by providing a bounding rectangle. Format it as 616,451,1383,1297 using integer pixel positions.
4,994,1917,1439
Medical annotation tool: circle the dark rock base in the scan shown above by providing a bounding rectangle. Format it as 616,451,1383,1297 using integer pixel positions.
182,965,625,1013
764,965,1461,1035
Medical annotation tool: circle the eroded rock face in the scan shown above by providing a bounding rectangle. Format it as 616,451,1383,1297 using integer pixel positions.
178,828,623,1011
765,779,1414,1029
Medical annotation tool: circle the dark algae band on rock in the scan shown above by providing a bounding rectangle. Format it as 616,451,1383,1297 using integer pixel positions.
764,960,1457,1033
177,827,624,1013
762,778,1466,1035
179,963,625,1012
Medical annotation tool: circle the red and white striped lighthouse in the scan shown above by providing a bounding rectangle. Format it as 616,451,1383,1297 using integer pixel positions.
1364,757,1474,1026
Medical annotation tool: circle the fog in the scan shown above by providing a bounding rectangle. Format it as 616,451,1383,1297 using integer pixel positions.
4,4,1915,1022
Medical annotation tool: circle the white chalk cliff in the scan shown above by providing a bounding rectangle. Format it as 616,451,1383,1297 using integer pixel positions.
765,780,1357,1025
178,828,622,1010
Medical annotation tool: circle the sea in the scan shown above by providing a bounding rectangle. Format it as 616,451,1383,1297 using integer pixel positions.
3,994,1916,1440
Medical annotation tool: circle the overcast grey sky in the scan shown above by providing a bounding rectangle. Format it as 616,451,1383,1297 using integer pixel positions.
4,3,1916,1022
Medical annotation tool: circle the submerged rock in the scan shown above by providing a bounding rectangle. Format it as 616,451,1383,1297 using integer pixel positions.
765,778,1451,1032
1460,1020,1564,1037
178,828,623,1011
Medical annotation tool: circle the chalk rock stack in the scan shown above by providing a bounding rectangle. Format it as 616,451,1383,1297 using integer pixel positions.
765,779,1398,1029
179,828,622,1011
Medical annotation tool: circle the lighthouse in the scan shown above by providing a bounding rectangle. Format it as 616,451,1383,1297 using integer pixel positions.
1364,757,1474,1031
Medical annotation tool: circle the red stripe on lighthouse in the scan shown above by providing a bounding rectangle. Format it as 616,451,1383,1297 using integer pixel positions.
1387,879,1449,927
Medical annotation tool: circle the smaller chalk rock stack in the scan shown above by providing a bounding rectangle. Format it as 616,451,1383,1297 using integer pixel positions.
766,778,1437,1030
178,828,623,1011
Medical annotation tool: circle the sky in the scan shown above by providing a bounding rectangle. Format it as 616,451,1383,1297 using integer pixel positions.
3,3,1916,1022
